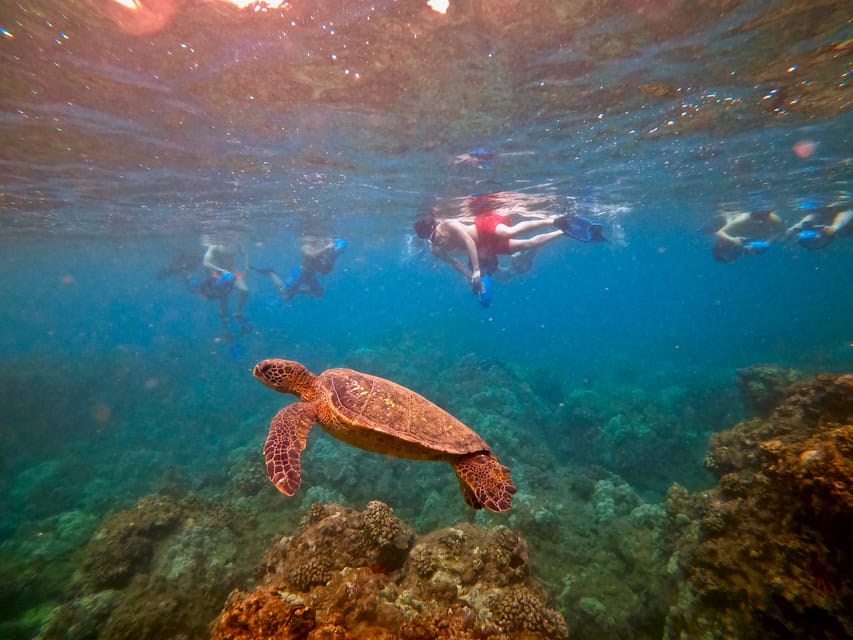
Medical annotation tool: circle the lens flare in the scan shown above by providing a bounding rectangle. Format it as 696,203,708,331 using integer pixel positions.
793,139,816,159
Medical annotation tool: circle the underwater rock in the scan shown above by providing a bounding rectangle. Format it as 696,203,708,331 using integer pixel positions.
210,500,567,640
0,507,100,633
39,590,122,640
558,382,720,496
735,363,800,417
491,462,673,640
664,373,853,639
78,494,185,591
37,493,264,640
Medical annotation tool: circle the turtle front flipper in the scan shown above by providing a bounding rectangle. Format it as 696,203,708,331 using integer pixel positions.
453,452,516,512
263,403,317,496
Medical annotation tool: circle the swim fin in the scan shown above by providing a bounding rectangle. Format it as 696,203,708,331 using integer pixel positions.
743,239,771,254
554,215,606,242
796,227,834,250
477,274,493,308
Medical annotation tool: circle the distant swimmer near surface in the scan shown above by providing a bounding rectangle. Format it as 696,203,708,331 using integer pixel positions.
253,237,346,302
704,209,784,263
786,206,853,250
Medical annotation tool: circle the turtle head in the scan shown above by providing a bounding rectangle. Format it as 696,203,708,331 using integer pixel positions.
253,359,317,399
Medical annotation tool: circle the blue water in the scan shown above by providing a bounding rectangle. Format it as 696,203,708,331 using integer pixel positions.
1,1,852,637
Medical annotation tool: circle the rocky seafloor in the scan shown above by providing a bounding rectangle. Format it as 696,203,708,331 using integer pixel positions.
3,361,852,639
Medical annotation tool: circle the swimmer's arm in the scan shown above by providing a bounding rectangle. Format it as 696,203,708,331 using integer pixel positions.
239,245,249,275
785,214,816,237
714,214,748,244
433,246,472,281
443,219,481,282
713,228,741,244
203,246,228,273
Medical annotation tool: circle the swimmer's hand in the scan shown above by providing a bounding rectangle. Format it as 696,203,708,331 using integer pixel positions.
470,270,482,294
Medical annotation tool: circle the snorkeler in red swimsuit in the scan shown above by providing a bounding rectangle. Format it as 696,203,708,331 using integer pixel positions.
413,192,605,307
474,211,514,255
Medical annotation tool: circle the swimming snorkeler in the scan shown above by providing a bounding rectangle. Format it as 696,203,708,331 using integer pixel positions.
201,231,251,339
705,209,784,263
254,236,347,303
414,192,605,307
785,206,853,250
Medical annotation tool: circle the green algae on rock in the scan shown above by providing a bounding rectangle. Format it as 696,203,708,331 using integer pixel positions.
36,494,265,640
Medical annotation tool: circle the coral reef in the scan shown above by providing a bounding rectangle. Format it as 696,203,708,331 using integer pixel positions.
210,500,567,640
509,470,673,640
735,363,800,417
36,494,266,640
553,382,724,497
13,344,848,640
663,374,853,639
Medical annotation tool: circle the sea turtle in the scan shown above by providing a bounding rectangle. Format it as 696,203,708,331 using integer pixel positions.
253,358,516,512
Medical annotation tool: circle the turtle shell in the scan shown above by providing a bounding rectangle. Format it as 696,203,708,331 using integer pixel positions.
316,368,489,456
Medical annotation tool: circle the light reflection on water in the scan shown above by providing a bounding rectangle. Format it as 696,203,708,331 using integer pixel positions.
0,0,850,235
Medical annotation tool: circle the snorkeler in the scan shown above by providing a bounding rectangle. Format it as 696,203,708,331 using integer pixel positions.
454,148,498,169
201,232,251,338
704,209,784,263
414,192,604,307
453,147,536,169
254,236,347,302
785,206,852,250
157,237,250,342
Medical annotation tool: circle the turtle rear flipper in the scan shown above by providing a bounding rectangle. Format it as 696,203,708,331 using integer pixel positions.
453,452,516,512
264,403,316,495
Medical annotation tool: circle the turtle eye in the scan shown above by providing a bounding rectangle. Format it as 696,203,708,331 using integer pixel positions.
474,454,488,464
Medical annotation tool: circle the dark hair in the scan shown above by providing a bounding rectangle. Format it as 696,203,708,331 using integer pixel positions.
414,217,436,239
712,238,743,263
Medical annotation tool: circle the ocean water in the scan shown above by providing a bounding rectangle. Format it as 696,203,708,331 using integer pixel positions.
1,0,851,637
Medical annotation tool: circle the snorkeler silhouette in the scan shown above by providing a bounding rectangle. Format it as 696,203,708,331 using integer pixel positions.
200,232,251,339
254,236,347,303
703,210,784,263
786,206,852,250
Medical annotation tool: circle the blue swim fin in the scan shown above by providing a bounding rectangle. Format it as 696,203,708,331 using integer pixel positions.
284,266,302,292
477,274,493,308
743,239,771,253
797,227,834,250
554,215,606,242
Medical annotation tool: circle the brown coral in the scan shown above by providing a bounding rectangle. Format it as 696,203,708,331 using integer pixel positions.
664,374,853,639
735,364,800,417
211,502,566,640
213,585,315,640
